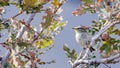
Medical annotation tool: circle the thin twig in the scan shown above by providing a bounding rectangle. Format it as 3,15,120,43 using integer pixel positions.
72,48,89,68
77,50,83,60
12,11,23,19
72,50,120,68
81,48,89,60
72,50,83,67
103,63,111,68
0,11,23,24
15,47,26,56
31,1,64,43
16,13,36,39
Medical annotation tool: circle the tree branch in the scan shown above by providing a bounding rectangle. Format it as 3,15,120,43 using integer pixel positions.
73,51,120,67
91,19,120,46
72,48,89,68
0,12,35,67
81,48,89,60
0,11,23,24
72,19,120,68
103,63,111,68
73,52,120,68
16,13,36,39
71,50,84,66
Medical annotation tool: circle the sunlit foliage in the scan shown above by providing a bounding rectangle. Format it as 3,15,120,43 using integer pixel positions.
0,0,66,67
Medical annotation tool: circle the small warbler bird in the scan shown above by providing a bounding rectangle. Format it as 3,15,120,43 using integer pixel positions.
73,25,95,52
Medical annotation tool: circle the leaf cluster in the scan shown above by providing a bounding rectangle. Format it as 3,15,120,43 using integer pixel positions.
0,0,67,67
63,44,77,63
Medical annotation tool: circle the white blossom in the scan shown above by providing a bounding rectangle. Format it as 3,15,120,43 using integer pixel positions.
0,7,5,14
60,0,67,3
56,8,63,14
58,16,63,21
25,61,31,68
98,8,111,19
22,31,29,40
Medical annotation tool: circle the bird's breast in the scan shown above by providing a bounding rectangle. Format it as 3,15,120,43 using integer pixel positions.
75,33,90,48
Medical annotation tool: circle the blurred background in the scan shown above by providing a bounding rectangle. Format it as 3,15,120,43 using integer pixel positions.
0,0,120,68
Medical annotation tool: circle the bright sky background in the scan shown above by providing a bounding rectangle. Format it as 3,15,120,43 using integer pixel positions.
0,0,120,68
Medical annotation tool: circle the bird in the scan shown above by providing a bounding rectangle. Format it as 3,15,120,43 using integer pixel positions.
73,25,95,52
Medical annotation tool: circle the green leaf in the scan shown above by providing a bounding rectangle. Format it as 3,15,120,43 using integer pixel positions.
51,0,60,7
88,54,96,60
81,7,90,14
107,26,114,34
48,21,58,32
17,41,31,48
90,9,95,14
58,22,65,27
0,23,10,31
10,33,16,43
66,52,71,58
63,44,78,62
81,0,94,6
116,40,120,43
94,63,100,68
71,49,77,61
0,1,9,6
0,23,4,31
63,44,70,52
23,0,38,8
41,13,53,29
41,39,54,48
35,39,54,49
46,60,56,64
113,45,117,50
4,62,10,68
105,44,111,55
100,41,107,51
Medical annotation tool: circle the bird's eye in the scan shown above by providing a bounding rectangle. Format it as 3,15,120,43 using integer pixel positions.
78,28,83,30
78,28,81,29
78,28,86,32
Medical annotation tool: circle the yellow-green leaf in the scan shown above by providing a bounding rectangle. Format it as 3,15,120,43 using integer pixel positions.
41,39,54,48
51,0,60,7
17,41,30,47
81,0,94,6
59,22,65,27
23,0,38,9
35,39,54,49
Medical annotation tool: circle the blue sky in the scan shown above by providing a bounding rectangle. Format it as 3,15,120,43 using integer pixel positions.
1,0,120,68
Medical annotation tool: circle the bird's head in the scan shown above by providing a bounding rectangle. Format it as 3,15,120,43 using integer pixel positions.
72,25,89,33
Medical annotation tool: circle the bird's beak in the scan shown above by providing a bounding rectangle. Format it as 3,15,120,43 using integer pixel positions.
72,27,78,30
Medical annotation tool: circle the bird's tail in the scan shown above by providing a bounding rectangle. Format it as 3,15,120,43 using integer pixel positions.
89,46,95,52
